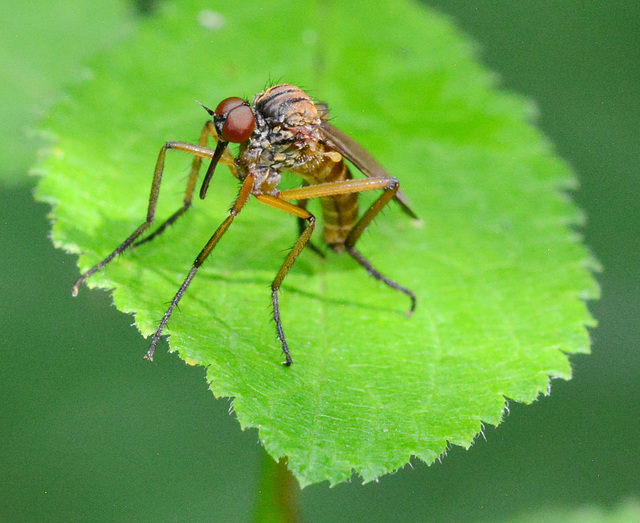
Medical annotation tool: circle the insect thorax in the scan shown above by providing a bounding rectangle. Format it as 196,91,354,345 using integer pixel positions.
235,85,325,194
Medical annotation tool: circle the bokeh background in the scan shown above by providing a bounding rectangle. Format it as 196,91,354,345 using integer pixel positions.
1,1,638,521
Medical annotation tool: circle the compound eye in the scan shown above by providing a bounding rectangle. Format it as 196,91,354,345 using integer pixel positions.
215,97,255,143
215,97,245,116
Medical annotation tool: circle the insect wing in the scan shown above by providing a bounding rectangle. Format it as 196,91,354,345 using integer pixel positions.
319,121,418,219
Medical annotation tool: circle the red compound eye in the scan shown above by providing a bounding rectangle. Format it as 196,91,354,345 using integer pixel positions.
214,97,245,116
214,97,255,143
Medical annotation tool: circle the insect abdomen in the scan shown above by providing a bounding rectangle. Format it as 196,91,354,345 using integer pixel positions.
320,160,358,249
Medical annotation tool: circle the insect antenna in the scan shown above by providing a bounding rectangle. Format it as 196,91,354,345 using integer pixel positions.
195,100,215,116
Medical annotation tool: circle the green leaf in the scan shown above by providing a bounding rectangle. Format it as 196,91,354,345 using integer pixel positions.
34,0,598,486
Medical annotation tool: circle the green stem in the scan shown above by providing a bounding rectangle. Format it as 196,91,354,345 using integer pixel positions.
254,450,300,522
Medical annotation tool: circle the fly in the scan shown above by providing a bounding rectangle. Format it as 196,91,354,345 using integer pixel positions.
72,83,417,366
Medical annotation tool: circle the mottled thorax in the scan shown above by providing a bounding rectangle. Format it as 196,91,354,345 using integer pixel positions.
235,84,324,194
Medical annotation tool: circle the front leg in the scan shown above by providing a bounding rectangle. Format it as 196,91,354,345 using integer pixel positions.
72,140,217,296
136,121,236,247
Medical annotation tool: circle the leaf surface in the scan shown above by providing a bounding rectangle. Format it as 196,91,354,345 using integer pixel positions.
35,0,598,486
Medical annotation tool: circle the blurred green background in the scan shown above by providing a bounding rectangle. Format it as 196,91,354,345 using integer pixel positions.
1,1,638,521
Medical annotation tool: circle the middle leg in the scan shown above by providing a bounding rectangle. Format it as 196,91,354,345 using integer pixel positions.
256,194,317,366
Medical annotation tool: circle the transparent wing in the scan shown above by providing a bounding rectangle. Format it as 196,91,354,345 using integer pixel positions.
318,114,417,219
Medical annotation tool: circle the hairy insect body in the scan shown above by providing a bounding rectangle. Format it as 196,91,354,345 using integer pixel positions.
73,83,416,366
235,84,324,195
239,84,358,249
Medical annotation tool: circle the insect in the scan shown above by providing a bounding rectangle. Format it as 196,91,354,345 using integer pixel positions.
72,83,417,366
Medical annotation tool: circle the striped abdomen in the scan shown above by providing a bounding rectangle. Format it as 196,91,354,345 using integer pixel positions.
255,84,358,248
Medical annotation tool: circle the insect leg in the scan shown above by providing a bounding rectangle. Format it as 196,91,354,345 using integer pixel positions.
279,177,393,200
145,174,255,361
72,140,220,296
136,121,236,247
255,194,316,366
296,182,325,258
345,246,416,314
279,177,416,314
343,178,416,314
